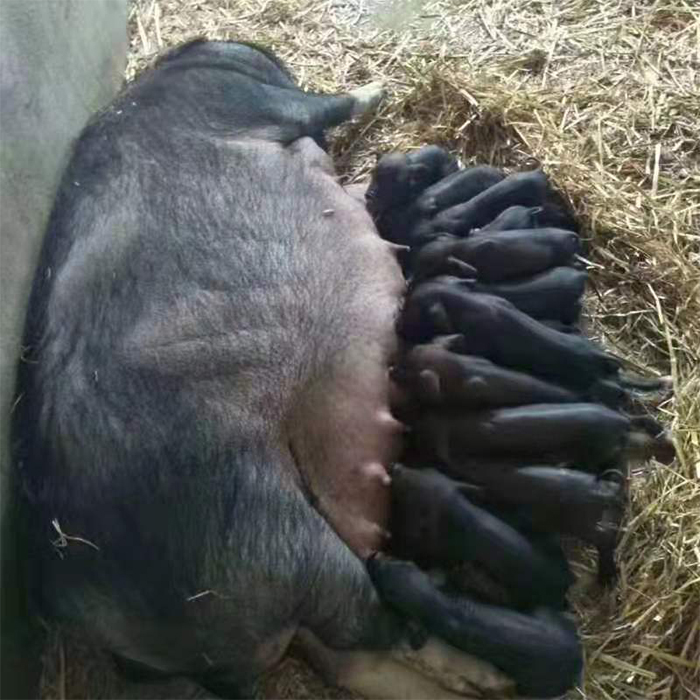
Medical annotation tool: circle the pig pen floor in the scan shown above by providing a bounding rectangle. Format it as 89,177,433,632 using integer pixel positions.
38,1,699,699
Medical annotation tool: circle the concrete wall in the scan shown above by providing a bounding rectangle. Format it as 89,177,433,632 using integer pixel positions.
0,1,129,696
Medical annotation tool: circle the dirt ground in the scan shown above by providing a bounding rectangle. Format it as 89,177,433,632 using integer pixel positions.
39,1,699,698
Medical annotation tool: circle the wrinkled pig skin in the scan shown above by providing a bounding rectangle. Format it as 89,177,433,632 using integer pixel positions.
11,39,415,695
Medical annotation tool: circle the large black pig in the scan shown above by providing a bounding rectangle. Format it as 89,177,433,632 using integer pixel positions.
12,39,580,699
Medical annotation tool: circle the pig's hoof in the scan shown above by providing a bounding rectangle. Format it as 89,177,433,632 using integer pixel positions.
350,81,386,117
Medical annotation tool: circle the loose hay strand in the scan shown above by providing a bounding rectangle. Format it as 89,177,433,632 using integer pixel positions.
43,0,700,698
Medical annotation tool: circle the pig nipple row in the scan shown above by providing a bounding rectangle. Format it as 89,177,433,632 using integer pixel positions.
377,407,408,435
356,407,407,487
353,519,392,560
324,401,406,555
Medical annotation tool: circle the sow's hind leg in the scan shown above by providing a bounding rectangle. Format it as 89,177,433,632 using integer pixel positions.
158,39,385,146
267,79,385,145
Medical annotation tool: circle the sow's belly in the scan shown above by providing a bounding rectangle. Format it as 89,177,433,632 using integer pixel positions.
127,136,406,558
283,137,407,558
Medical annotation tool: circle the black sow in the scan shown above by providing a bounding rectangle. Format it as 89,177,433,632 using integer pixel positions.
12,39,418,698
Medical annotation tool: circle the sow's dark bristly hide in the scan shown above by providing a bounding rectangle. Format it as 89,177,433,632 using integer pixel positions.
12,39,409,696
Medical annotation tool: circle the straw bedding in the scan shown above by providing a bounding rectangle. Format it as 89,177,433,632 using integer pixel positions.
39,1,699,698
